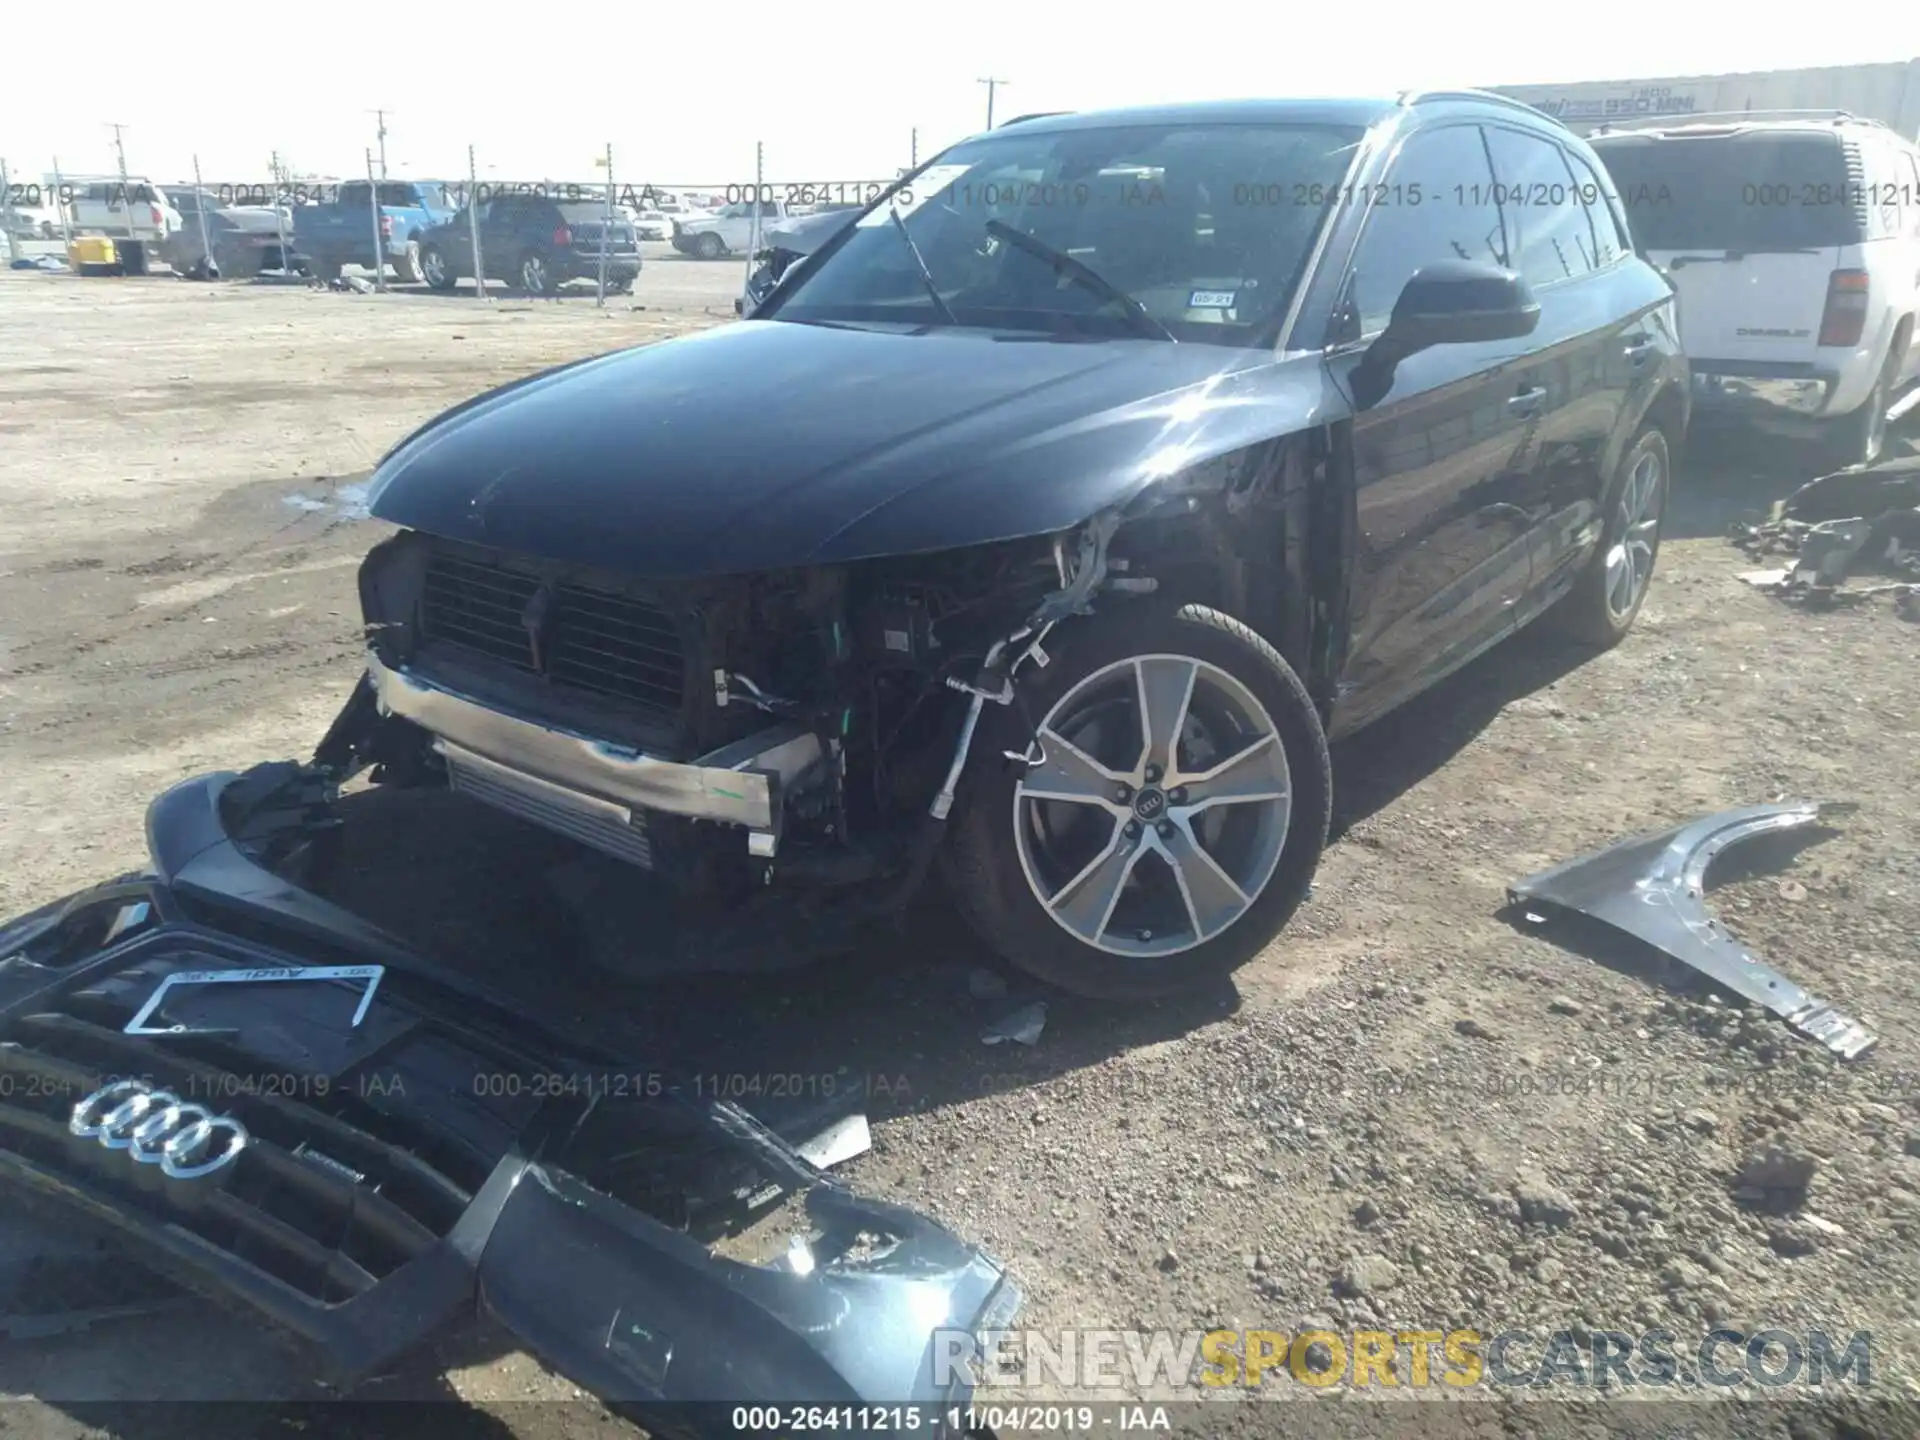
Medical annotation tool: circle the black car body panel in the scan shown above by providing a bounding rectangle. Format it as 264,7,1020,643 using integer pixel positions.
0,770,1018,1425
365,321,1340,575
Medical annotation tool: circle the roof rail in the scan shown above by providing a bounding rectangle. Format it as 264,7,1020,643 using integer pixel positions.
998,111,1071,127
1590,109,1884,134
1399,88,1555,118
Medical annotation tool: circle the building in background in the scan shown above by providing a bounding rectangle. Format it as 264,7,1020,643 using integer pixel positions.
1492,58,1920,139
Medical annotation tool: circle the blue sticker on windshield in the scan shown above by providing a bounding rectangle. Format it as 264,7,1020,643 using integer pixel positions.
1188,289,1236,309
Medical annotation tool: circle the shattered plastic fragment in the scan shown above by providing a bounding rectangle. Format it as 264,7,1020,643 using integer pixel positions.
981,1001,1047,1046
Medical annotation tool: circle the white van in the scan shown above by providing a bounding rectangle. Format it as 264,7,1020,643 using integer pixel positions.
1592,113,1920,467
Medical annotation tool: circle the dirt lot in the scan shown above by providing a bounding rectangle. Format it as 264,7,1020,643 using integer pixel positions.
2,268,1918,1439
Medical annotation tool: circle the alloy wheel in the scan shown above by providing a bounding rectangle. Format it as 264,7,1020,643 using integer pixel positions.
1012,654,1293,958
1605,448,1664,621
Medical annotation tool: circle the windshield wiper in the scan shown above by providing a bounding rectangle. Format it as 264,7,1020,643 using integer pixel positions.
985,219,1176,342
888,206,957,325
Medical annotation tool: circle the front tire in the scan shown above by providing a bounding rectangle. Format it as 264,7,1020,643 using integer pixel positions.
694,232,726,260
944,603,1331,1001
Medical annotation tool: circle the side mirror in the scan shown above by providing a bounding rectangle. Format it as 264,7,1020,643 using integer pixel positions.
1384,259,1539,353
1350,260,1539,408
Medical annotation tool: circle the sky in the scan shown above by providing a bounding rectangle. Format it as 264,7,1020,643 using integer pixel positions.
0,6,1911,189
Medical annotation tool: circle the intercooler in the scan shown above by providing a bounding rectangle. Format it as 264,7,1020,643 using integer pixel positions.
438,740,655,869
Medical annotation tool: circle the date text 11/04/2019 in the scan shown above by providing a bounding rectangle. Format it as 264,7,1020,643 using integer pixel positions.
727,1406,1172,1432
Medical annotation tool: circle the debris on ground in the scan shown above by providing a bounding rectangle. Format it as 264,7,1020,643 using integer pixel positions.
1731,454,1920,609
792,1112,872,1170
8,255,67,271
981,1001,1047,1046
1508,801,1877,1060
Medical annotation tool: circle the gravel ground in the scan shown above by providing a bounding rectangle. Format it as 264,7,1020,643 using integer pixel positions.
2,269,1918,1439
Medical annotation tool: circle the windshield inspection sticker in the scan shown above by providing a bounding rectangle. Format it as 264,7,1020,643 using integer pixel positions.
855,164,975,227
1188,290,1238,310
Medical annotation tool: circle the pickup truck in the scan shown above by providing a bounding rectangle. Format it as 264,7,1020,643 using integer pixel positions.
60,178,183,274
291,180,455,283
669,198,790,259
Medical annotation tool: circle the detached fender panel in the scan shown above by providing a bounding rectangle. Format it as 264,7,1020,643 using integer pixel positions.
1509,801,1875,1059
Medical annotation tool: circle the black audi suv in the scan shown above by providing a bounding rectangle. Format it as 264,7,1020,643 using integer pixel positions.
321,88,1688,999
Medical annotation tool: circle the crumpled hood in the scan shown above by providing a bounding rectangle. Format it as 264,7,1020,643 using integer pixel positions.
366,319,1338,577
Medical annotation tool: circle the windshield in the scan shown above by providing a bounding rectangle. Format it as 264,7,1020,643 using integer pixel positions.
1592,134,1865,251
766,121,1363,344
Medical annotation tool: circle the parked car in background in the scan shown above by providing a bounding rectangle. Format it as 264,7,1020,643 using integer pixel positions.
62,178,182,274
338,90,1687,1002
162,194,307,280
631,208,672,241
291,179,455,284
737,206,862,314
671,198,790,258
1592,113,1920,467
416,193,641,296
3,203,60,239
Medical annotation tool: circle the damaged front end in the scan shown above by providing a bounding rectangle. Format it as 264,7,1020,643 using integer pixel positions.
322,429,1316,944
0,769,1020,1424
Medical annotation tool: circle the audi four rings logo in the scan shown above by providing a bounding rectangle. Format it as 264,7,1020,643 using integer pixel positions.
68,1079,249,1180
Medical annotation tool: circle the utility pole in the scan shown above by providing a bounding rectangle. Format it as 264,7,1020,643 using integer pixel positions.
597,142,613,308
108,122,139,271
365,147,387,292
977,77,1008,129
191,155,214,276
468,144,487,300
0,160,18,264
369,110,390,180
269,151,292,281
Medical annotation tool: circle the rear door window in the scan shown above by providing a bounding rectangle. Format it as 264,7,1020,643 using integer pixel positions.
1565,150,1628,268
1592,133,1864,250
1484,127,1598,287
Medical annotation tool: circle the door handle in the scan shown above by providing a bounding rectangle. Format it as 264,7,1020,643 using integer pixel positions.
1507,386,1546,417
1624,337,1658,368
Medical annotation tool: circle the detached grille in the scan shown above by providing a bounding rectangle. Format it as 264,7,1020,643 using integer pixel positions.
0,1008,475,1307
419,549,686,716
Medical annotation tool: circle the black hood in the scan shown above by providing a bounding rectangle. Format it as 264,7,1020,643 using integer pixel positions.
366,320,1340,577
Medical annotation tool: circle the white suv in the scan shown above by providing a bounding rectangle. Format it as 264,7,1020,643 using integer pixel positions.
1592,113,1920,467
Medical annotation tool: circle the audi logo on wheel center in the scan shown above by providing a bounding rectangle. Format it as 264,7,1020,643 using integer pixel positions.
69,1079,249,1180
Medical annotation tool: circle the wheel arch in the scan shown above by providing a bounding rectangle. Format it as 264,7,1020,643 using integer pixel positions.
1096,427,1349,730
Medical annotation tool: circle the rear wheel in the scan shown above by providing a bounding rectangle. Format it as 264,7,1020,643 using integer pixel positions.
1821,344,1900,470
518,249,555,296
944,603,1331,1001
1548,426,1668,646
694,232,726,260
420,244,456,292
309,255,343,284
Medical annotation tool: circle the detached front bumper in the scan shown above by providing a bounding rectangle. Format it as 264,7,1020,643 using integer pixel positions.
0,768,1020,1424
